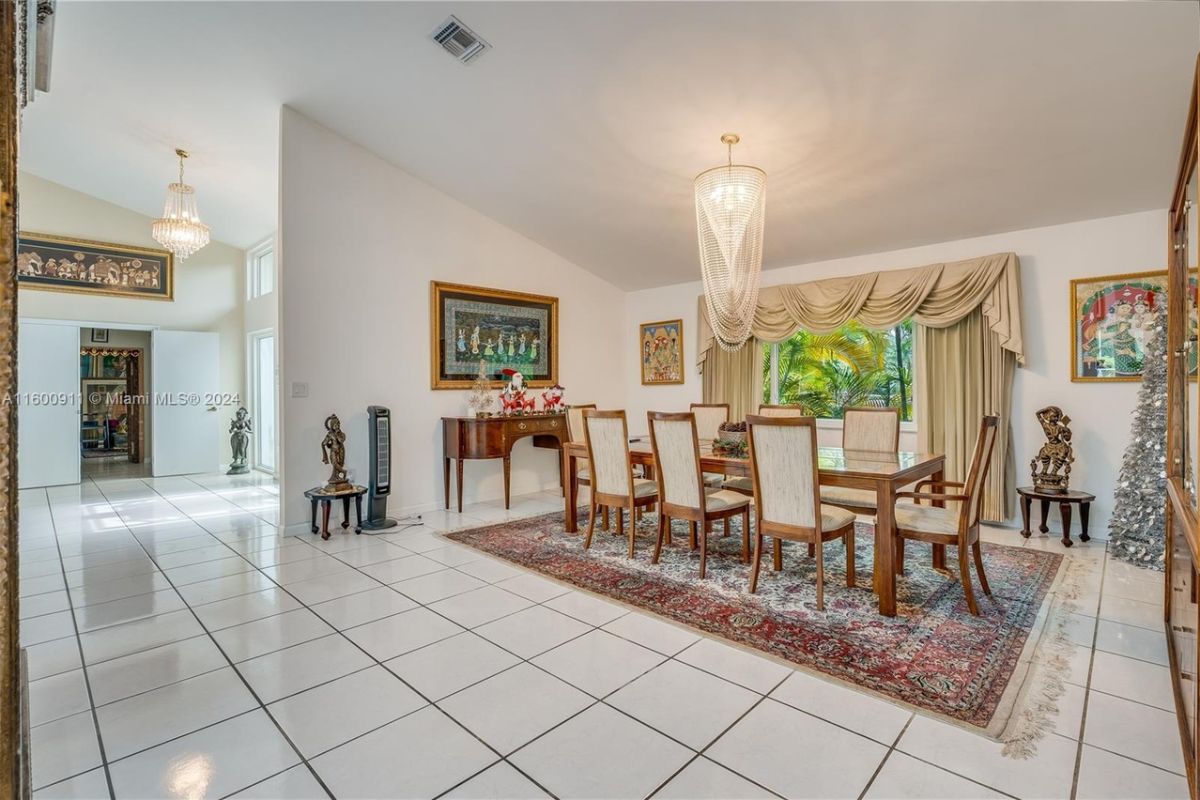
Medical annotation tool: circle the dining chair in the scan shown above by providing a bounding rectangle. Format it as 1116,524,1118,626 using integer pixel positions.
566,404,608,529
819,406,901,514
648,412,751,578
724,404,808,493
582,409,659,558
745,414,857,610
892,414,999,616
690,403,731,488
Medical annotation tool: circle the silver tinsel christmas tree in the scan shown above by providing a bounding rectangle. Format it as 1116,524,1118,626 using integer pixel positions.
1108,313,1167,570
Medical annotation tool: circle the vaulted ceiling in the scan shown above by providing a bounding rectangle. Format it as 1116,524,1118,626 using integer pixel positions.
19,1,1199,289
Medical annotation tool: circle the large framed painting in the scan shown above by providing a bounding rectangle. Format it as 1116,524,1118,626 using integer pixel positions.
1071,270,1198,382
430,281,559,389
16,232,174,300
640,319,684,385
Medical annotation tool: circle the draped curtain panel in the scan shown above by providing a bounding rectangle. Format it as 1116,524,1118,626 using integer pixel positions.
915,310,1016,522
701,340,763,423
697,252,1023,522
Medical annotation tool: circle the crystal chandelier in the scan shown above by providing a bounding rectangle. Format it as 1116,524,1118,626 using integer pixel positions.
152,148,210,260
694,133,766,351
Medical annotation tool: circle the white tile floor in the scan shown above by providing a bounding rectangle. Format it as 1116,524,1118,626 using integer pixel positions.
19,473,1189,799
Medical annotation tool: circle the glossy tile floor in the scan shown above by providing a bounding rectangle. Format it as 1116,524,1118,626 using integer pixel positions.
20,474,1188,799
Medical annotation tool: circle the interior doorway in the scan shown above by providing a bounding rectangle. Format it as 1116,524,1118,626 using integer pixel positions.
80,326,151,479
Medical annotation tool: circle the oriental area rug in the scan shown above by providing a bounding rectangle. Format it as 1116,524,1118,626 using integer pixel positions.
447,510,1083,757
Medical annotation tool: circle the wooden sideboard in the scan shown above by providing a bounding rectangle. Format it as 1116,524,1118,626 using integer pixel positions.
442,414,568,512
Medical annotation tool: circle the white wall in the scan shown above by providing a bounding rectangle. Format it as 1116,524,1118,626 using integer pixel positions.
279,108,627,528
625,209,1167,536
17,172,246,464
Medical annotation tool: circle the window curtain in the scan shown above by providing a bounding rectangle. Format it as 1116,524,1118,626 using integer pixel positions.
696,252,1023,522
914,309,1015,522
700,340,763,422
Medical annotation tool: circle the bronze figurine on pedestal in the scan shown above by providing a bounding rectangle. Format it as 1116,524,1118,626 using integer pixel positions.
227,407,252,475
1030,406,1074,494
321,414,352,492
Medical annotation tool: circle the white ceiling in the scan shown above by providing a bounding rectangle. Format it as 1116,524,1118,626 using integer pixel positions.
19,1,1200,290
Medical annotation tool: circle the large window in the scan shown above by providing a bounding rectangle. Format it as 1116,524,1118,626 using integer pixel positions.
247,238,275,299
250,330,277,473
763,319,914,421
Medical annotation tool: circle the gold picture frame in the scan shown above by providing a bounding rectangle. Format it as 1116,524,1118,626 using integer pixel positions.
430,281,559,389
16,231,174,301
640,318,685,385
1070,269,1197,382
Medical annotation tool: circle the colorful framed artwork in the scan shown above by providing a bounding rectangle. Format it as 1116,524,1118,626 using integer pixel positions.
430,281,559,389
640,319,684,385
90,328,109,344
1071,270,1198,382
16,232,174,300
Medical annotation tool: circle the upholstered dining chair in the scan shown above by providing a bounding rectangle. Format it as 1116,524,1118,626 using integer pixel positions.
690,403,731,488
582,410,659,558
892,414,1000,616
566,404,608,529
647,412,752,578
745,414,857,610
819,406,902,514
724,404,808,494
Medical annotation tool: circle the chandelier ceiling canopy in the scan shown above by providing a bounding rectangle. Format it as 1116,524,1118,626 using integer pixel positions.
694,133,766,351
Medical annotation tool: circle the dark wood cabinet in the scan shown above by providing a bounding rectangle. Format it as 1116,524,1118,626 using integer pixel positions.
442,414,568,512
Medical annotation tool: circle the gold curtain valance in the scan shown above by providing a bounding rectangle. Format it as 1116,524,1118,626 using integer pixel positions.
80,348,141,358
696,252,1024,365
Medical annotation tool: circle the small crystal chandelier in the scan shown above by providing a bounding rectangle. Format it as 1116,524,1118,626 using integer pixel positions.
694,133,766,351
152,148,210,260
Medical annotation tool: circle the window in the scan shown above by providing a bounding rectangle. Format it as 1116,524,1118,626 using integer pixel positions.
247,238,275,299
250,330,277,473
763,319,914,421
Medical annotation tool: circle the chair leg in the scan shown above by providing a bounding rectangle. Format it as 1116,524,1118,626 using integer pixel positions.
749,532,763,593
627,503,636,559
773,538,783,572
741,508,750,563
584,499,597,549
602,506,610,530
664,516,672,546
652,512,666,564
807,542,815,558
689,521,698,551
699,521,708,579
959,542,980,615
616,508,624,537
973,541,992,596
895,536,905,575
844,529,856,587
723,516,730,538
814,538,825,611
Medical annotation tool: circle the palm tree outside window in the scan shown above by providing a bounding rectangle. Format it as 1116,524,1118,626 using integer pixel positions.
762,319,914,421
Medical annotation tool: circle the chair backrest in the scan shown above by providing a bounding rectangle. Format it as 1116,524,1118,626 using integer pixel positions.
648,412,704,511
566,404,596,443
690,403,730,441
961,415,1001,528
582,410,634,498
842,407,900,452
758,404,806,418
746,414,821,532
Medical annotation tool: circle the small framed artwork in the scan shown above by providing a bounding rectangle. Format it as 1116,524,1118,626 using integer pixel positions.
17,232,174,300
640,319,684,385
1070,269,1198,382
430,281,559,389
90,329,110,344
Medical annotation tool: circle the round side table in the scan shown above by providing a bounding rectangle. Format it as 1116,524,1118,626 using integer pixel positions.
304,484,367,540
1016,486,1095,547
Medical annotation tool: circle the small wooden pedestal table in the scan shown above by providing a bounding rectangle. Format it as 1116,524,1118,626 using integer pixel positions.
1017,486,1094,547
304,484,367,540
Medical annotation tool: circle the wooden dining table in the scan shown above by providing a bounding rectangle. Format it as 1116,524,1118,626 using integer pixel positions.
562,438,946,617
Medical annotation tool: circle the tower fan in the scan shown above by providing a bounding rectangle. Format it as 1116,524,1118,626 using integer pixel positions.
362,405,398,530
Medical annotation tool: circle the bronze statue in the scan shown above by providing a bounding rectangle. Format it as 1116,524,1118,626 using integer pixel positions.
321,413,352,492
227,407,252,475
1031,406,1074,493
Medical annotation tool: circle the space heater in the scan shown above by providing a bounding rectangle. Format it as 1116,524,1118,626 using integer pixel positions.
362,405,398,530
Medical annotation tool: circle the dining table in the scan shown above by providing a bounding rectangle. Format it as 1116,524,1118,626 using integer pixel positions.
562,438,947,617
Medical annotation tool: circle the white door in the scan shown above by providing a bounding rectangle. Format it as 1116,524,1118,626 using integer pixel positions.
152,330,220,476
18,322,82,488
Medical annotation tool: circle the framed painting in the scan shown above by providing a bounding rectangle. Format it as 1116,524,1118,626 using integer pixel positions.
430,281,558,389
16,232,174,300
640,319,684,385
1071,269,1198,382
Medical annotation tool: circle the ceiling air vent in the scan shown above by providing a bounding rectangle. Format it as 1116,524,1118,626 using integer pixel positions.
431,16,490,64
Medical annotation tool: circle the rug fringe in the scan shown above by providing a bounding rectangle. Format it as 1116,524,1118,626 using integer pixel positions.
1000,550,1091,759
